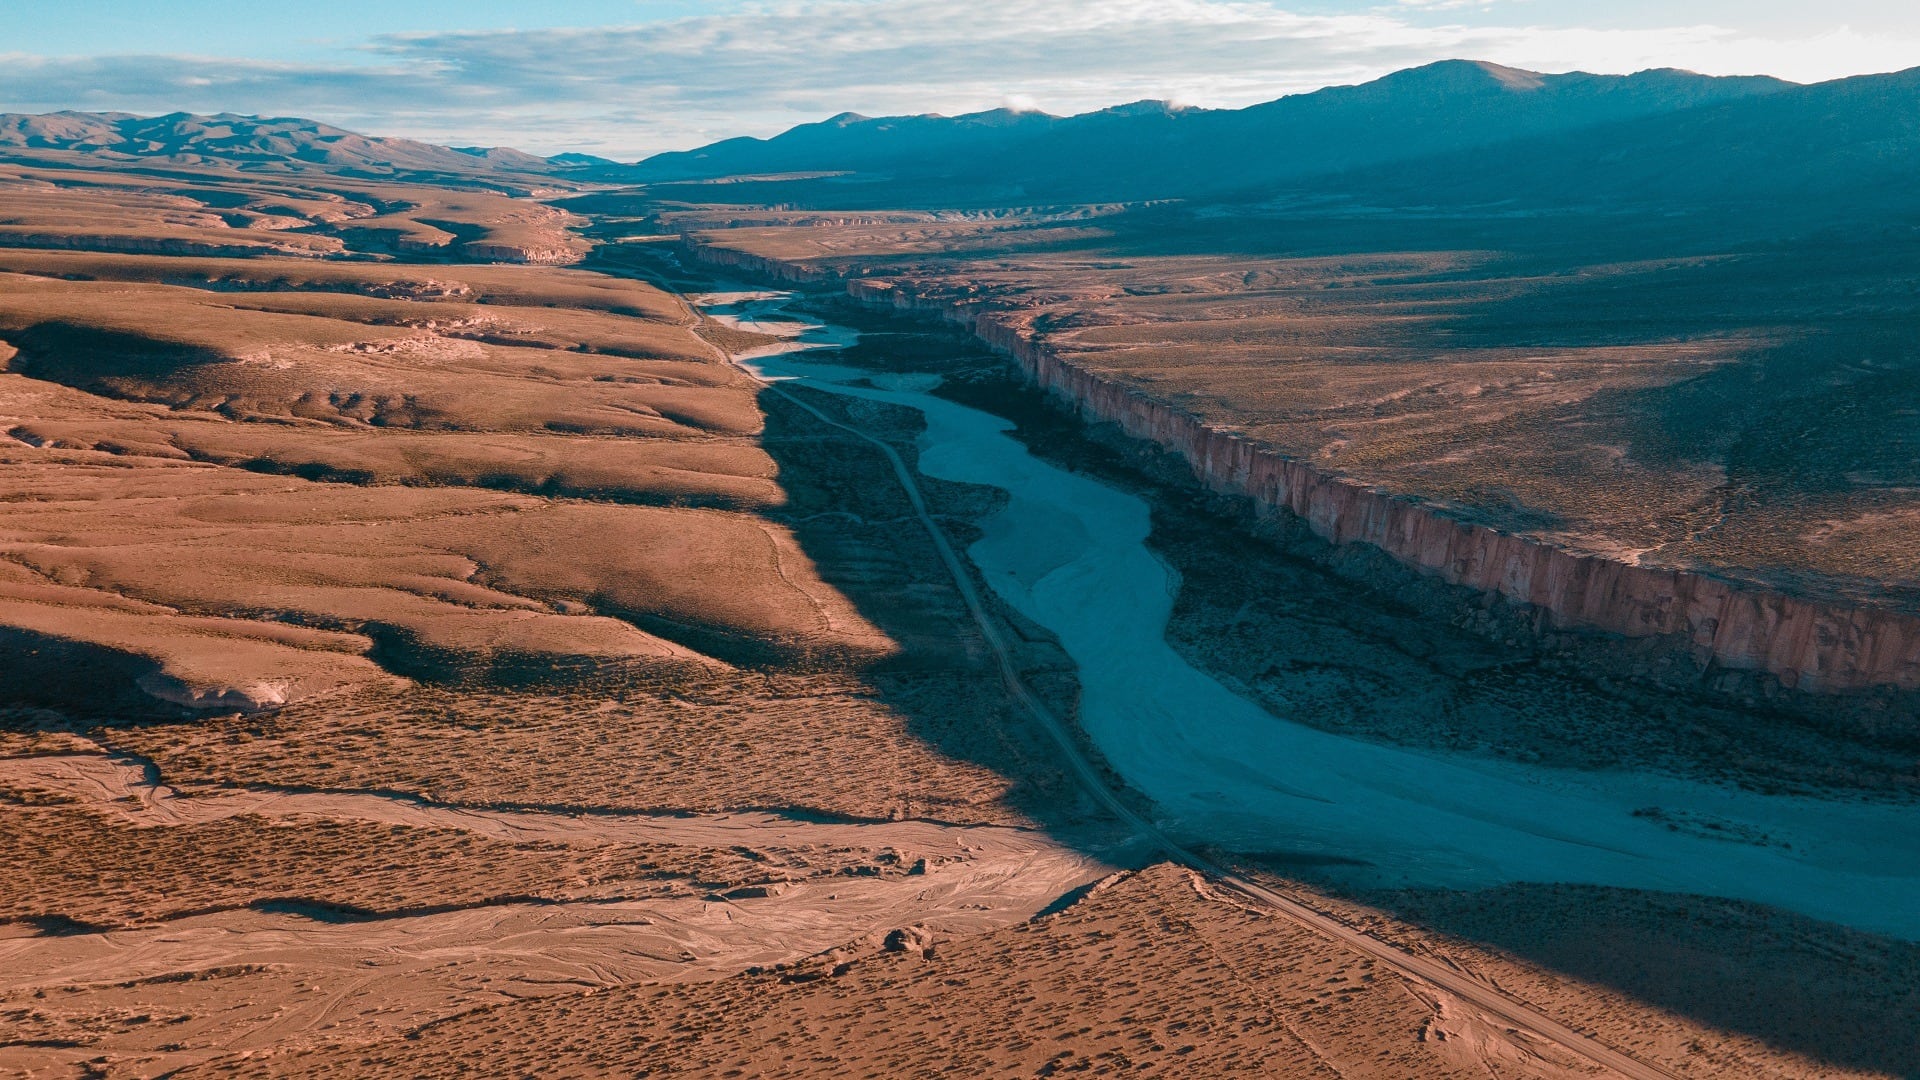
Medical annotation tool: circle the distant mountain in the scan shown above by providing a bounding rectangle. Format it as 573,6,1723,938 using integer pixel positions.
637,107,1063,181
1303,65,1920,221
0,110,558,179
632,61,1793,202
545,151,627,171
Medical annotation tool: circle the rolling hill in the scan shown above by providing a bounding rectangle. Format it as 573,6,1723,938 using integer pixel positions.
0,110,558,180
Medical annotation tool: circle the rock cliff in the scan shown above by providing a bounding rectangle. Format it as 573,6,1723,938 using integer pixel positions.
460,241,586,265
688,239,1920,695
0,229,341,258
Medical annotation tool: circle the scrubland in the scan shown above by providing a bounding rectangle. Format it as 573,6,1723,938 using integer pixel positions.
1,142,1914,1080
0,154,1116,1076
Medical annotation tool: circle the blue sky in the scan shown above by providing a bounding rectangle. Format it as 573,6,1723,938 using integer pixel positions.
4,1,1916,158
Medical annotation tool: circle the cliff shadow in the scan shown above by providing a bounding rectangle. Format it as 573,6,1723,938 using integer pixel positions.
4,320,230,399
596,245,1126,832
1340,879,1920,1079
0,626,183,727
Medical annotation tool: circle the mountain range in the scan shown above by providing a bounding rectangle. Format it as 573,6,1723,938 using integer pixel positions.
632,60,1794,199
5,59,1917,222
1310,65,1920,216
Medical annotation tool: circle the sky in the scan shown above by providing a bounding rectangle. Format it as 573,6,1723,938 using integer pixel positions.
2,0,1916,159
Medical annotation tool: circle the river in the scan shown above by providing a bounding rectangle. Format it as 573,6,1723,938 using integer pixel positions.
698,289,1920,940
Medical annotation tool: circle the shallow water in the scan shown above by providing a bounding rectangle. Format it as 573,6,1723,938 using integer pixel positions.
701,291,1920,939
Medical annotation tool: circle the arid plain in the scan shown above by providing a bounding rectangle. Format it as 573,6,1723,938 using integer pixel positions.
0,103,1917,1080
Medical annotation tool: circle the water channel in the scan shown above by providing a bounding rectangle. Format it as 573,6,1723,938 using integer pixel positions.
699,289,1920,939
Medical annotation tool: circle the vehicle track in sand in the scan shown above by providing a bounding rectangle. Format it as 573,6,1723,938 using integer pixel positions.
694,288,1684,1080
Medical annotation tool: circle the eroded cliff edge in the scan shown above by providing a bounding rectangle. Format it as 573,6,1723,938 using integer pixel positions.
686,240,1920,699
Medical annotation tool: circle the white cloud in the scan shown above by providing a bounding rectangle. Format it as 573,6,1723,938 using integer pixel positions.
0,0,1914,158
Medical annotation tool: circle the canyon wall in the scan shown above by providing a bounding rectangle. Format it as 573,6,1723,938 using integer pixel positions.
687,240,1920,695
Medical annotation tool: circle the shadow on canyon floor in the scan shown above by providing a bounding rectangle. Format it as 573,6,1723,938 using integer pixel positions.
1352,879,1920,1080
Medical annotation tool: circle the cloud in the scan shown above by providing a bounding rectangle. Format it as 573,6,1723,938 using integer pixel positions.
0,0,1914,158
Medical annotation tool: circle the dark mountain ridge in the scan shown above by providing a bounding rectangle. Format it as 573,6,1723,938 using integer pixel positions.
633,60,1794,201
634,106,1064,182
1290,65,1920,221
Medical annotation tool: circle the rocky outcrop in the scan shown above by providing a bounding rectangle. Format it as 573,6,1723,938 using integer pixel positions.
0,229,339,258
688,240,1920,695
459,241,585,265
682,241,822,282
136,670,290,712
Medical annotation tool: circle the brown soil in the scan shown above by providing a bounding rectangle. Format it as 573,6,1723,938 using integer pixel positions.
173,864,1890,1080
99,674,1040,826
0,242,900,707
0,746,1104,1079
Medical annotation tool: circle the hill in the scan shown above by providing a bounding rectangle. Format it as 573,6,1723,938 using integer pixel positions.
0,110,559,181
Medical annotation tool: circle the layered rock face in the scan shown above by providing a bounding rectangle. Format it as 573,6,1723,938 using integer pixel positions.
461,242,585,265
0,230,343,258
692,242,1920,695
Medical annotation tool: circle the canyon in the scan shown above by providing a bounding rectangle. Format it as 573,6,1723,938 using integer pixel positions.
680,230,1920,708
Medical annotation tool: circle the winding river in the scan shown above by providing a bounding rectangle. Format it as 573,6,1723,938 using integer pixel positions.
700,289,1920,940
